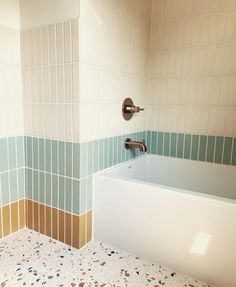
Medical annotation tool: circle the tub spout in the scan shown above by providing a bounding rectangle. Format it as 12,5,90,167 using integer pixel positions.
124,138,147,152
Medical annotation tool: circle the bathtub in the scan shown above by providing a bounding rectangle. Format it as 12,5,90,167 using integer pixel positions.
93,155,236,287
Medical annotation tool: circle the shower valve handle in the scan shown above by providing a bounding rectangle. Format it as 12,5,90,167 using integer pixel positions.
125,105,144,113
122,98,144,121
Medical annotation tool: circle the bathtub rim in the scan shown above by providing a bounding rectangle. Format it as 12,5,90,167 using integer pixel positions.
93,155,236,206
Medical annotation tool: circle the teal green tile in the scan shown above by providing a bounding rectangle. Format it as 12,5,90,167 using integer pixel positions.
52,174,59,208
58,176,64,210
123,135,128,162
17,137,24,168
38,138,45,171
8,137,16,170
65,178,72,212
1,172,9,205
92,140,99,173
214,137,224,164
52,140,58,174
157,132,164,155
206,136,215,163
113,137,118,165
79,179,87,214
73,143,80,179
87,176,92,210
223,137,233,165
199,135,207,161
98,139,104,170
26,168,33,199
32,138,39,169
45,173,51,205
104,138,109,168
45,139,52,172
170,133,177,157
72,179,80,215
117,136,122,164
26,137,33,168
147,131,151,153
163,132,170,156
191,135,199,160
33,170,39,201
87,141,93,175
80,143,87,178
39,171,45,203
0,138,8,172
66,142,72,177
150,132,157,154
9,170,17,202
177,133,184,158
59,141,65,176
108,137,113,167
232,139,236,166
17,168,25,200
184,134,191,159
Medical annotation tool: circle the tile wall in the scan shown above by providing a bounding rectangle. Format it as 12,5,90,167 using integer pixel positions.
148,0,236,137
148,131,236,166
21,0,151,248
2,0,236,246
0,1,25,239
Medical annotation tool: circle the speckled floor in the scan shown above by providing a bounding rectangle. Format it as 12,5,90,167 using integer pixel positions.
0,229,215,287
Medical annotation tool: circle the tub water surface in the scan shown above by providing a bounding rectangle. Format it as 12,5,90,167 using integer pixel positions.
93,155,236,287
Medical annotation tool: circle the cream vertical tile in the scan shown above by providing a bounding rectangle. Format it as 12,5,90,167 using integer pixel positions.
72,104,80,142
64,21,72,63
64,64,72,103
43,66,50,103
50,65,57,103
42,26,49,65
44,104,52,138
51,104,59,139
65,104,73,141
35,28,42,65
56,23,64,64
48,24,56,64
28,29,36,66
57,65,65,103
57,104,65,140
71,18,79,62
38,103,45,138
72,63,79,103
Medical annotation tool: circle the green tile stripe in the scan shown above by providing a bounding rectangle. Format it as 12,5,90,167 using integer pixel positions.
0,168,25,208
0,136,25,172
148,131,236,166
25,131,147,179
24,131,147,215
0,136,25,208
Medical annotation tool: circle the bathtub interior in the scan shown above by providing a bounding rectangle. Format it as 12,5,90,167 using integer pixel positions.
102,155,236,201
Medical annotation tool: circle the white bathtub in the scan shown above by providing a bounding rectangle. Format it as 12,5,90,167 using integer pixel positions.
93,155,236,287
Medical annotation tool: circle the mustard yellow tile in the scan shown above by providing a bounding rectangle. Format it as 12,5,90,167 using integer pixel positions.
11,202,19,233
86,210,92,243
65,212,72,246
19,199,25,229
2,205,10,237
52,207,58,240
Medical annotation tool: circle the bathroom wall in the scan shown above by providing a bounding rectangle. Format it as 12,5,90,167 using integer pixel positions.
77,0,152,237
21,0,152,248
0,0,25,239
20,0,88,248
148,0,236,166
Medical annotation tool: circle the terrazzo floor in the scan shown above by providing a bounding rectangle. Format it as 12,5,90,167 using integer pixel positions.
0,229,215,287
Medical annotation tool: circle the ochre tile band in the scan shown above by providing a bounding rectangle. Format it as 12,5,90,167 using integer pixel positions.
0,200,25,239
25,199,92,249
